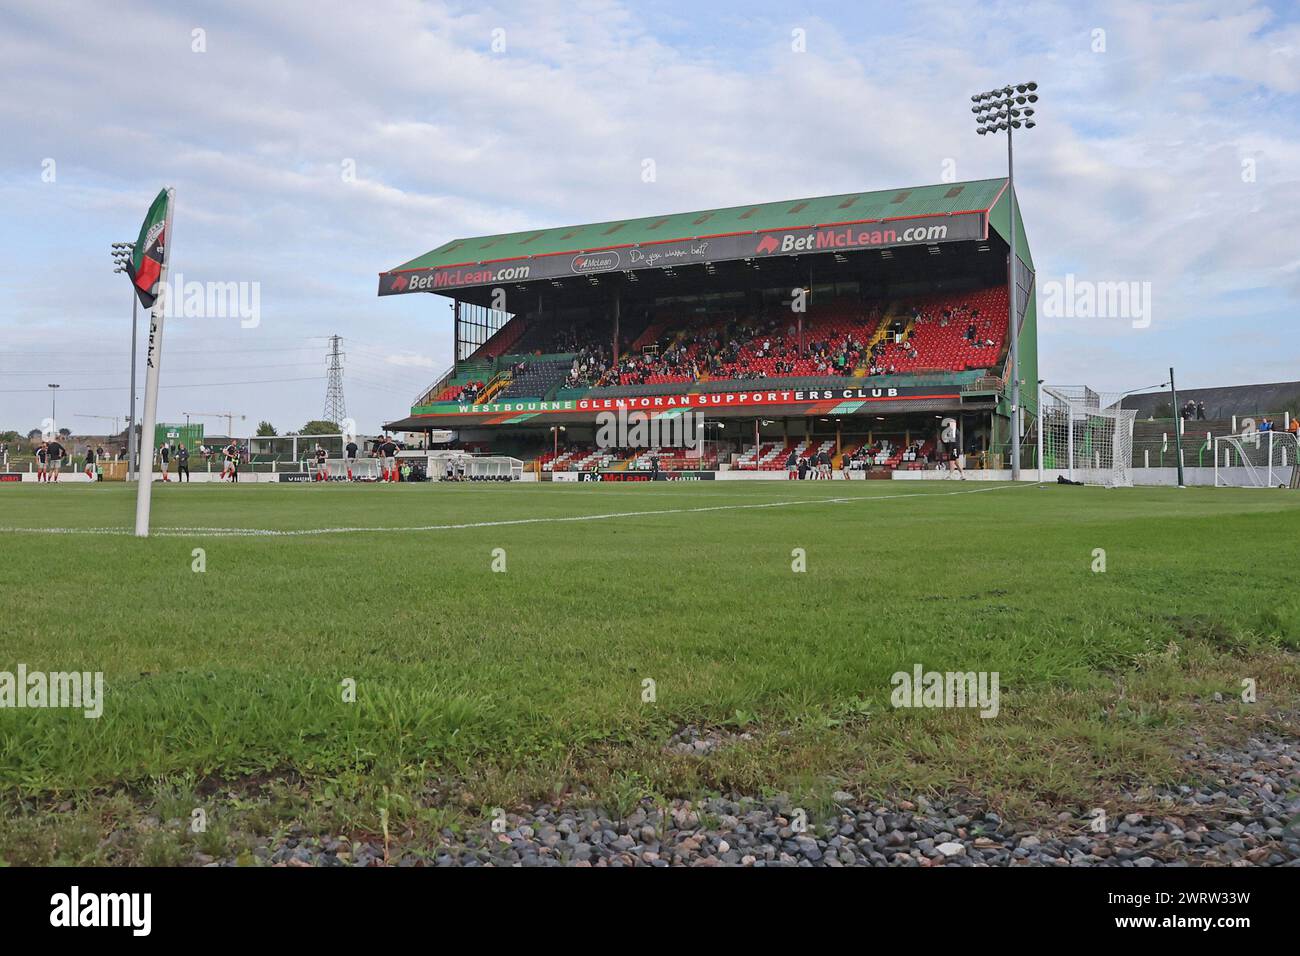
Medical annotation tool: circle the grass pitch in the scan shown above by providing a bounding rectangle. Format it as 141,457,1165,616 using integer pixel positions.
1,479,1298,863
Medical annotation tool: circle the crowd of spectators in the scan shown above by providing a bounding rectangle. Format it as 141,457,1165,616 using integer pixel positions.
612,313,876,385
565,347,614,388
511,288,1006,390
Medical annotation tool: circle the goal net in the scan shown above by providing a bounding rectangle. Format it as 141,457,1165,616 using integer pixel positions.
1213,430,1298,488
1040,386,1136,487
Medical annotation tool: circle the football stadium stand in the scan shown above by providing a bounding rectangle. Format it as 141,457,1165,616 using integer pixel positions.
381,177,1039,477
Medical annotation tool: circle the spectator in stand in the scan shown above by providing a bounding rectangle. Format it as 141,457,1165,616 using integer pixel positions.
1196,401,1206,420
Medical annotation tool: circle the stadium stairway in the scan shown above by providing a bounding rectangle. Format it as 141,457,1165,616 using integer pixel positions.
474,371,512,405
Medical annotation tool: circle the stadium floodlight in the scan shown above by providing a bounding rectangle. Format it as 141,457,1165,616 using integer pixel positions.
971,81,1040,481
111,241,140,481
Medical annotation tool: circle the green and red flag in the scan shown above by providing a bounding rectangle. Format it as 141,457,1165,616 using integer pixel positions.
124,188,170,308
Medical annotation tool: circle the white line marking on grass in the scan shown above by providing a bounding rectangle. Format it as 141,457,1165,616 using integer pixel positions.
0,483,1031,538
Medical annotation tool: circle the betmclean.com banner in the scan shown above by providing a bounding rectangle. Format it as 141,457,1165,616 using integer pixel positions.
379,212,986,295
413,384,959,419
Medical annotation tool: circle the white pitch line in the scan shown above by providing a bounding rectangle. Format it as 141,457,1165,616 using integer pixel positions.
0,482,1031,538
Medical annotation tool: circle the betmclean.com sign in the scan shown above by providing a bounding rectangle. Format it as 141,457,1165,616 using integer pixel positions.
379,212,986,295
412,384,959,419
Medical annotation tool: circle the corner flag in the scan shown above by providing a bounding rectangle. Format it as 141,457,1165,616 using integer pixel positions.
131,187,175,538
123,188,171,309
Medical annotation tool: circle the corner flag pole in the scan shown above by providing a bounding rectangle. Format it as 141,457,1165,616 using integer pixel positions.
134,187,175,537
1169,366,1185,489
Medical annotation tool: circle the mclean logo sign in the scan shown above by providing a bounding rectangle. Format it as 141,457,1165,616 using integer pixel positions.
571,251,621,274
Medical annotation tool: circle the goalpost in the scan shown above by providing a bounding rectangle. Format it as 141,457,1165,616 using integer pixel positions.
1039,386,1136,487
1213,430,1298,488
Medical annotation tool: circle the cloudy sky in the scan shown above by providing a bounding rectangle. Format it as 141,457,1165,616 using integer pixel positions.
2,0,1297,436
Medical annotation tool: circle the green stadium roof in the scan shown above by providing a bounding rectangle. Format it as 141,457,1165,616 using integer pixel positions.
385,177,1009,273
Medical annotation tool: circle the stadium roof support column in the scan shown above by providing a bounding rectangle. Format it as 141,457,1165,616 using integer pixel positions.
453,299,461,371
613,289,620,368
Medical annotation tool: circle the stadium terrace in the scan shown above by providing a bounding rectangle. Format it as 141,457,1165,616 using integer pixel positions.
378,177,1037,478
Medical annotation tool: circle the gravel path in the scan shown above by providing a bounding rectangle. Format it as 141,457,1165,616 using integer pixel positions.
205,726,1300,867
